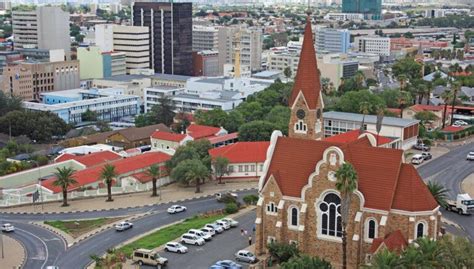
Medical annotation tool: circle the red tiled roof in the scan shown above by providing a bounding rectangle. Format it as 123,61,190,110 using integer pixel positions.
263,136,436,212
209,142,270,163
151,131,187,142
54,151,122,167
187,124,221,139
370,230,408,254
43,152,171,193
391,164,439,211
409,104,443,112
289,17,321,110
324,130,393,146
441,126,464,132
130,166,167,183
386,108,401,116
207,132,238,144
449,71,472,77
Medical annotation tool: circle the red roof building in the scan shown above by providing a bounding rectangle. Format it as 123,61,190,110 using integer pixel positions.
324,130,394,148
369,230,408,254
54,151,122,167
43,152,171,193
186,124,225,139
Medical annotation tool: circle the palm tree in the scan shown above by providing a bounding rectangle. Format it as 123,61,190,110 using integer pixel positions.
426,82,433,105
100,164,117,202
397,74,408,91
414,237,445,268
53,167,77,207
440,90,453,128
146,164,161,197
427,181,449,207
367,249,401,268
449,82,461,125
185,160,210,193
335,162,358,269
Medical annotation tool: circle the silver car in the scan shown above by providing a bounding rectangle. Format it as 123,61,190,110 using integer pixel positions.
235,250,257,263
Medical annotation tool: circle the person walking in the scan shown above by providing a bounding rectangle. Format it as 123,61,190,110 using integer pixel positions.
240,229,244,236
248,236,252,246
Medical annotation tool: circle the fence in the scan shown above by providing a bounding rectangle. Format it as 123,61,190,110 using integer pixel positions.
0,177,173,207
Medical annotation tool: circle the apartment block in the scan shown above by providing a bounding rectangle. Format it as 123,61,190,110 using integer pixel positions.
354,36,391,56
77,47,126,80
192,51,219,77
192,25,219,51
12,6,70,58
95,24,151,74
267,50,300,78
315,27,350,54
218,26,262,74
2,60,80,101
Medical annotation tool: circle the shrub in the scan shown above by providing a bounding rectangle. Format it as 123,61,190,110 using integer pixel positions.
281,255,332,269
224,202,238,214
268,242,300,263
243,194,259,205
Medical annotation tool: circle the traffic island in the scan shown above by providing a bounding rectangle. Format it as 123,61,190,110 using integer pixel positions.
461,174,474,198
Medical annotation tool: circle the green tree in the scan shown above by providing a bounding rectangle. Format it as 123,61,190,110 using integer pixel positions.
212,156,229,184
440,90,453,128
267,242,300,264
335,163,358,269
366,249,401,268
414,111,437,123
392,58,422,81
171,159,210,193
281,255,332,269
427,181,449,207
265,105,290,135
236,101,265,122
238,121,278,141
149,96,176,126
335,90,386,115
284,66,292,79
0,91,22,117
166,145,200,172
224,111,244,133
53,167,77,207
100,164,117,202
81,109,97,122
146,164,161,197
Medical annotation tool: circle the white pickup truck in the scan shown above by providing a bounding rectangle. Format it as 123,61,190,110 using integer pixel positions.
445,193,474,215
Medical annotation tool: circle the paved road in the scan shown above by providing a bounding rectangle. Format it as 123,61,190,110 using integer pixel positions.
148,211,256,269
7,222,66,269
417,141,474,240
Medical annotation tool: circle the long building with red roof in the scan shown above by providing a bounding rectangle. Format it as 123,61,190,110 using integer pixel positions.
255,15,440,269
54,151,122,167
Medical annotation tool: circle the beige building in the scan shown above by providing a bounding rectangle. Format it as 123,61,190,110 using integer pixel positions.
267,51,299,78
92,75,152,101
192,25,219,52
318,53,359,90
12,6,70,59
218,26,262,74
2,60,80,101
95,24,151,74
256,18,440,269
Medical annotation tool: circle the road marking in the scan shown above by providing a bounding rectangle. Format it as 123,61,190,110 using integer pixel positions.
43,238,61,242
17,228,49,269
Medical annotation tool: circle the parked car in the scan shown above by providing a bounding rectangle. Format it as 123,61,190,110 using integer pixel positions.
188,229,212,241
1,223,15,232
235,250,257,263
181,233,205,246
454,120,468,126
216,192,238,203
210,260,243,269
132,248,168,267
421,152,432,160
201,227,216,237
167,205,186,214
413,143,430,151
215,220,230,230
115,221,133,231
164,242,188,253
220,218,239,227
411,154,424,165
467,152,474,161
205,223,224,234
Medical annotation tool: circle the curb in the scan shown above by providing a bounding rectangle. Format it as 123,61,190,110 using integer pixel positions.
31,221,70,248
0,187,258,216
4,234,26,269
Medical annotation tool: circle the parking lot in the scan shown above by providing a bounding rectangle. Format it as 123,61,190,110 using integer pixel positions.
140,210,256,269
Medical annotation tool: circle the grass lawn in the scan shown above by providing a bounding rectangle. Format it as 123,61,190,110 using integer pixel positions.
119,214,226,257
44,217,123,238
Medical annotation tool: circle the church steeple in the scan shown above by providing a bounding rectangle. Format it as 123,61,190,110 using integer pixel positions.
288,14,324,140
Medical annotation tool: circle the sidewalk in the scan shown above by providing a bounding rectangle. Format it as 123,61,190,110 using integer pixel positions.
0,235,25,269
0,181,258,214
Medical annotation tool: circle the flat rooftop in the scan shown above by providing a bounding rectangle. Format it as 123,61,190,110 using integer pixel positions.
323,111,419,127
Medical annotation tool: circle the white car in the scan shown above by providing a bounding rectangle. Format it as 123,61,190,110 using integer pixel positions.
188,229,212,241
167,205,187,214
115,221,133,231
411,154,424,165
467,152,474,161
454,120,468,126
201,227,215,237
181,233,205,246
205,223,224,233
235,250,258,263
220,218,239,227
164,242,188,253
1,223,15,232
215,220,231,230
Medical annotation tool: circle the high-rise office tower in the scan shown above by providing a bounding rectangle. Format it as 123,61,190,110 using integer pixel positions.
132,2,193,76
12,6,70,58
342,0,382,20
315,27,350,54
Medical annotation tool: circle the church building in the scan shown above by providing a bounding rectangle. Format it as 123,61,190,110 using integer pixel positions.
254,16,441,268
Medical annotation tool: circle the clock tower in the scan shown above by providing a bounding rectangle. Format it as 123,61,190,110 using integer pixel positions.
288,16,324,140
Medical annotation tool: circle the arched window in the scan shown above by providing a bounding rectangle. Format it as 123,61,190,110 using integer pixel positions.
266,202,277,214
365,218,377,242
319,193,342,238
288,206,299,228
295,120,307,133
416,222,427,238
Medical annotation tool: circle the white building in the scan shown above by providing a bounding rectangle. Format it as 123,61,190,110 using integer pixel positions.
354,36,391,56
267,50,300,78
95,24,151,74
323,13,364,21
315,26,350,54
192,25,219,52
424,9,469,18
218,26,262,74
12,6,70,59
